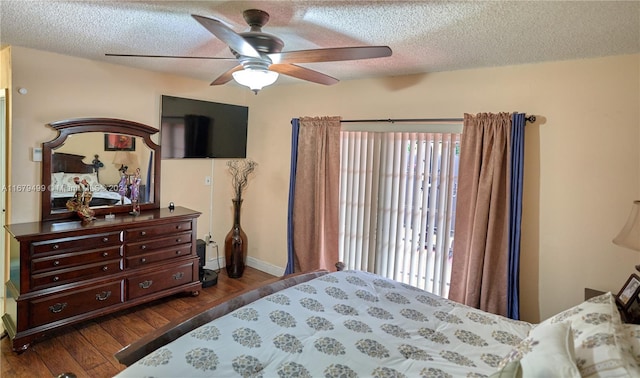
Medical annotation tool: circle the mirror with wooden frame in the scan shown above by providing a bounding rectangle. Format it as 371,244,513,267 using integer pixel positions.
41,118,161,221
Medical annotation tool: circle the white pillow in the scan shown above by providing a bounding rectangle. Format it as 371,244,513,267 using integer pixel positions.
51,171,65,187
55,172,102,193
620,324,640,363
538,292,639,377
495,321,580,377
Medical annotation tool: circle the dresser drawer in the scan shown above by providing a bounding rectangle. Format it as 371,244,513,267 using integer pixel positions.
32,246,123,273
31,259,123,289
127,261,194,299
29,280,124,328
31,231,122,255
125,245,193,268
126,232,192,256
125,220,193,242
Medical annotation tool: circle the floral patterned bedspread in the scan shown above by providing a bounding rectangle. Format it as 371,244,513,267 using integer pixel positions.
116,270,532,378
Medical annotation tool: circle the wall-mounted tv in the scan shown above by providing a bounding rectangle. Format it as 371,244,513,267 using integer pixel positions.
160,95,248,159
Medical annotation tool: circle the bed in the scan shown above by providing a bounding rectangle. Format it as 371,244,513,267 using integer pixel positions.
50,152,130,207
114,269,640,377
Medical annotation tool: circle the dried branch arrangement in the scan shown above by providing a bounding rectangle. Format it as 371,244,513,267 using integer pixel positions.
227,159,257,201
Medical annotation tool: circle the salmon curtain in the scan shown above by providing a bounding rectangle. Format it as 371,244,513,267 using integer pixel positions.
286,116,341,273
448,112,513,316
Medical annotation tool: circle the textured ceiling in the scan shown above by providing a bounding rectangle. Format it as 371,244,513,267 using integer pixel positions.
1,1,639,87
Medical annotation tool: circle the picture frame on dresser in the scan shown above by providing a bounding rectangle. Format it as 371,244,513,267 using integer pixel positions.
616,273,640,310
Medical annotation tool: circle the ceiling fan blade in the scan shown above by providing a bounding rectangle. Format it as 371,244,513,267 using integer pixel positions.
192,14,260,59
269,64,338,85
269,46,392,64
105,53,235,60
210,65,244,86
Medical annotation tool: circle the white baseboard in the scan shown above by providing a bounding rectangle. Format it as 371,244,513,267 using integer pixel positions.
246,256,285,277
204,256,285,277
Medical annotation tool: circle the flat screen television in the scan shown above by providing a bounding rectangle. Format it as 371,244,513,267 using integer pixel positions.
160,95,248,159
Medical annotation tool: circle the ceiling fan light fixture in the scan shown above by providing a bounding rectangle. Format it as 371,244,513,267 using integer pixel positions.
106,11,392,90
232,68,279,94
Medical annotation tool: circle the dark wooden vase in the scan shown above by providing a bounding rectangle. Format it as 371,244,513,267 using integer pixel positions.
224,199,247,278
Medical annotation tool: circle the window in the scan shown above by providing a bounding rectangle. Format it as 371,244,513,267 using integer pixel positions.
339,130,460,297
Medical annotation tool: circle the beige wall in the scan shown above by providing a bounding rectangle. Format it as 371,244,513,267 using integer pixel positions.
1,47,12,223
7,46,640,322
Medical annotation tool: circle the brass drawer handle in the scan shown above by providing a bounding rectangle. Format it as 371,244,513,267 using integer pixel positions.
49,302,67,313
52,276,60,282
102,266,109,271
95,291,111,301
140,258,147,263
140,245,146,250
102,252,109,257
102,237,109,242
53,260,60,266
139,280,153,289
173,272,185,280
140,231,146,236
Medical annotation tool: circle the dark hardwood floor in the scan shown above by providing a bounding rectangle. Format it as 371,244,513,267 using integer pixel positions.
1,267,276,378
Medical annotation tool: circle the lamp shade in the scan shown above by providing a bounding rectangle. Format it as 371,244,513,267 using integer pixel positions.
232,69,279,93
112,151,139,172
613,200,640,251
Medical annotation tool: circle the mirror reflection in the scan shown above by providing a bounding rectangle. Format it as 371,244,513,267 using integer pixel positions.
50,132,154,212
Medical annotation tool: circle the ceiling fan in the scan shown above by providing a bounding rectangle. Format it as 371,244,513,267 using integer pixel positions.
106,9,392,94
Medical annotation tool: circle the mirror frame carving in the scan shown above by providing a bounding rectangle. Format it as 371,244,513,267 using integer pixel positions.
41,118,161,221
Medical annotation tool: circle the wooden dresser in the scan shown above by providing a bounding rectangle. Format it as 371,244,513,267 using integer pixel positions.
2,206,202,351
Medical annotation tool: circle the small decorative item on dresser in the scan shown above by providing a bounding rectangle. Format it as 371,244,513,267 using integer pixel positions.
224,159,257,278
65,177,95,223
129,168,141,216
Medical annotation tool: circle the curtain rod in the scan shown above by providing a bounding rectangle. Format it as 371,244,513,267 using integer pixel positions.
341,115,537,124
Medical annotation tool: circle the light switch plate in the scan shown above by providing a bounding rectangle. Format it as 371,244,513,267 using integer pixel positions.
33,147,42,162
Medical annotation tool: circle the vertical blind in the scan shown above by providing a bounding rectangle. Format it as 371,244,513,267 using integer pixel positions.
339,131,460,297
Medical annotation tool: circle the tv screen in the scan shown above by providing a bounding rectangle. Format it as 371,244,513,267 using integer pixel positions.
160,95,248,159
